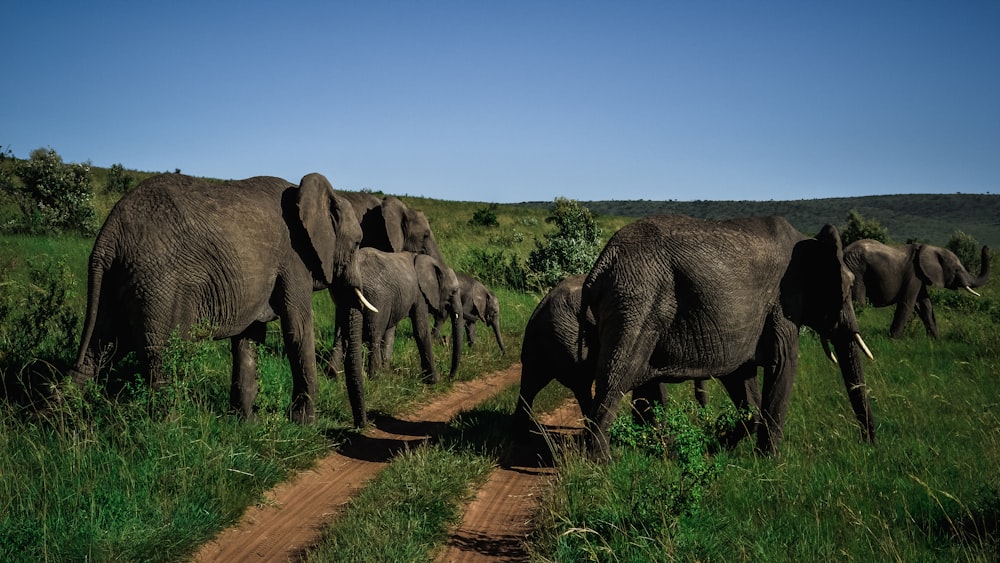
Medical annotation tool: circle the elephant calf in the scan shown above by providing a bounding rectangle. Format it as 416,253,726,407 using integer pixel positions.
432,272,506,355
844,240,990,338
348,248,464,383
513,275,707,436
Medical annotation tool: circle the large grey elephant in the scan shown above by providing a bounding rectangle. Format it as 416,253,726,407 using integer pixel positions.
843,240,990,338
582,215,876,458
512,275,706,435
69,173,374,424
328,192,445,375
431,272,506,355
346,248,463,384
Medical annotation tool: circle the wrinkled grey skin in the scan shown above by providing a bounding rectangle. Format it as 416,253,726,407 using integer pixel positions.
328,193,445,377
511,275,705,435
844,240,990,338
432,272,506,355
347,248,463,385
69,173,365,424
582,215,876,458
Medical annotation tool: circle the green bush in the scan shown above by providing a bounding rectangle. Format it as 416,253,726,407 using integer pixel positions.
460,247,527,292
840,209,888,247
468,204,500,228
105,163,134,195
2,147,96,235
947,230,981,273
525,198,602,291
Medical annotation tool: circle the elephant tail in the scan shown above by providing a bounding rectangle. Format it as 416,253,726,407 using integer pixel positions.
70,248,114,384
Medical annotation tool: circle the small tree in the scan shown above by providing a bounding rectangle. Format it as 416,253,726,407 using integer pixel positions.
840,210,888,247
9,147,96,234
946,230,981,273
469,203,500,228
526,197,603,291
106,163,134,194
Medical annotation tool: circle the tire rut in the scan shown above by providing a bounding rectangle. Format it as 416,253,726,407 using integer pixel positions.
194,365,522,562
437,401,584,563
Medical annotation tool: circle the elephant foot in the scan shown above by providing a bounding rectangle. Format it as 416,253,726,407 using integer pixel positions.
422,371,440,384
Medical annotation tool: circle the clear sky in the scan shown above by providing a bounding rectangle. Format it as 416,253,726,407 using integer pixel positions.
2,1,998,203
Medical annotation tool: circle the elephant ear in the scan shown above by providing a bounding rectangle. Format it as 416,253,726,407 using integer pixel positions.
296,173,338,284
381,196,407,253
414,254,443,311
472,289,488,318
790,224,851,329
915,245,945,287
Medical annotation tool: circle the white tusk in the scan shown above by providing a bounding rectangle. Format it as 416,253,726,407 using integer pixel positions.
855,333,874,361
821,338,837,364
964,286,981,297
827,350,838,365
355,287,378,313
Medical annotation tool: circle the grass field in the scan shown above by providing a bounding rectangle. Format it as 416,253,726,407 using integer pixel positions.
1,184,997,561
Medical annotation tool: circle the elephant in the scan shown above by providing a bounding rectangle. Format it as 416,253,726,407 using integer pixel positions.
581,214,876,458
344,248,464,384
69,172,375,424
327,192,445,375
431,272,506,355
843,240,990,338
511,275,706,436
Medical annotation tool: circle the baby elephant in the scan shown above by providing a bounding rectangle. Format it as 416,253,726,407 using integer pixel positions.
512,275,706,435
353,248,464,383
432,272,506,355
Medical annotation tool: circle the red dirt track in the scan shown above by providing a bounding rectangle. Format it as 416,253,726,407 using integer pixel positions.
194,364,583,562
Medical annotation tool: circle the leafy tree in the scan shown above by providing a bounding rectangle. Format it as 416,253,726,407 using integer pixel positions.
840,210,888,247
946,230,981,273
469,203,500,227
526,197,603,291
4,147,96,234
106,163,134,194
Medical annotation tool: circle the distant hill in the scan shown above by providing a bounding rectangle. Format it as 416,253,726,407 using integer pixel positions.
519,194,1000,248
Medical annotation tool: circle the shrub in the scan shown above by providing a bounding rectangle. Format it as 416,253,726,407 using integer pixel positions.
460,247,527,292
946,230,981,273
105,163,134,195
525,198,602,291
468,204,500,228
840,210,888,247
3,147,96,234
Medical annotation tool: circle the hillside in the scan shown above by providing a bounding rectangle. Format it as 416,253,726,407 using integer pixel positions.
519,194,1000,248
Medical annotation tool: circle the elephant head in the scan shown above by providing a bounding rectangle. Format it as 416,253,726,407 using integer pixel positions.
343,192,444,261
915,244,990,295
415,254,464,378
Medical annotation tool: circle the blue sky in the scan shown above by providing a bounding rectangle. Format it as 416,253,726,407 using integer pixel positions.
3,1,997,203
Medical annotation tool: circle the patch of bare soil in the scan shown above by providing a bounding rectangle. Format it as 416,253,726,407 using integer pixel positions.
194,365,522,562
436,401,584,563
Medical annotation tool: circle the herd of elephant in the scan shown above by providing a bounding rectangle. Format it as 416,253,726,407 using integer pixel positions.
68,172,990,459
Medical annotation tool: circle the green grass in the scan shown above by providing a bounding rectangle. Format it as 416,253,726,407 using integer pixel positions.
1,177,998,561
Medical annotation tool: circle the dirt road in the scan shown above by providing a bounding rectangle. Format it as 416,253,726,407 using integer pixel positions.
194,363,581,562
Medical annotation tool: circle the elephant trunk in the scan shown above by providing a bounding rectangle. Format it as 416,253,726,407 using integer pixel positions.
832,335,876,444
344,301,367,428
449,308,464,378
490,316,506,355
972,245,991,288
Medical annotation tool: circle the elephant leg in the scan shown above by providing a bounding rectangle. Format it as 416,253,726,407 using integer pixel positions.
694,379,708,407
230,322,266,420
889,290,919,338
279,301,319,425
327,323,345,378
718,364,761,450
757,333,799,454
587,380,624,461
466,321,477,348
512,367,552,436
382,325,397,366
431,314,445,343
631,380,667,425
915,290,939,339
410,311,439,383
